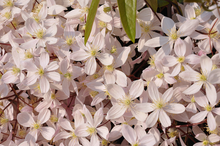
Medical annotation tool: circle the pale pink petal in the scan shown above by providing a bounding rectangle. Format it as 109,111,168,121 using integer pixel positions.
195,133,207,141
208,69,220,84
201,55,212,76
121,124,136,144
183,82,203,95
64,9,82,19
2,71,18,84
163,56,178,67
97,126,109,139
38,108,50,124
53,131,71,142
106,104,127,120
83,105,94,126
40,76,50,93
74,111,85,128
208,134,220,143
146,109,159,128
179,70,200,82
139,134,156,146
114,70,127,87
189,111,208,123
20,39,39,50
162,87,173,102
178,19,199,36
207,112,216,131
94,107,103,127
62,78,70,97
48,5,67,15
90,134,99,146
17,112,35,127
40,127,55,140
184,5,196,19
174,38,186,57
22,60,38,72
85,57,97,75
106,84,125,100
159,109,171,127
129,79,144,99
148,82,160,102
71,66,84,79
104,72,115,84
45,72,61,82
97,53,113,65
92,32,104,50
137,8,153,21
115,47,131,68
75,124,90,137
164,103,185,114
70,49,89,61
25,129,38,142
45,61,59,72
45,25,57,37
59,118,74,131
161,17,175,35
87,82,106,92
91,92,107,106
135,103,155,113
145,36,169,47
205,82,217,106
40,52,49,69
130,107,147,122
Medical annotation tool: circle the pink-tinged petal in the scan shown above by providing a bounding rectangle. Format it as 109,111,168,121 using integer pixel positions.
76,37,89,51
48,5,67,15
208,134,220,143
91,92,107,106
92,32,104,50
183,82,203,95
115,47,131,68
178,19,199,36
195,133,207,141
17,74,38,88
69,138,79,146
94,108,103,127
145,36,169,47
164,74,177,84
146,109,159,128
179,70,200,82
106,84,125,100
162,87,173,102
163,56,178,67
171,63,181,76
194,92,208,107
64,9,82,19
70,49,89,61
40,127,55,140
161,17,175,35
38,108,50,124
14,0,30,5
25,18,40,35
90,134,99,146
38,2,47,19
130,107,147,122
85,57,97,75
135,103,155,113
40,52,49,69
179,133,186,146
2,71,18,84
45,25,57,37
201,55,212,76
71,66,84,79
25,129,38,142
75,124,90,137
62,78,70,97
77,0,89,7
40,76,50,93
121,124,136,144
74,111,84,128
87,82,106,92
59,118,74,131
208,69,220,84
129,79,144,99
46,61,59,72
212,107,220,115
22,60,38,72
114,70,127,87
159,109,171,127
97,53,113,65
17,112,35,127
207,112,216,131
205,82,217,106
104,72,115,84
185,54,200,64
45,72,61,82
148,82,160,102
189,111,208,123
137,8,153,21
139,134,157,146
184,5,196,19
164,103,185,114
53,131,71,142
83,105,94,126
174,38,186,57
97,126,109,139
106,104,127,120
20,39,39,50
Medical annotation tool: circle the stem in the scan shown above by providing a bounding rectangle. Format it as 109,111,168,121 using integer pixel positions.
164,0,183,16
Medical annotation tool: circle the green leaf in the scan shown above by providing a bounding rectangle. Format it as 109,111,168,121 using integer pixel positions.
158,0,169,7
84,0,100,44
117,0,136,43
146,0,158,12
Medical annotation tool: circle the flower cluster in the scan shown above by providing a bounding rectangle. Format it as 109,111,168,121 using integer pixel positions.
0,0,220,146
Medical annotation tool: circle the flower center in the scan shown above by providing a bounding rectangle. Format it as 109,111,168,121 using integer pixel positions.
169,27,178,41
103,7,111,13
64,72,72,79
177,56,185,63
66,37,75,46
205,105,212,112
33,123,40,129
38,68,44,76
191,96,195,103
194,7,202,17
202,140,209,145
89,91,99,98
18,130,26,138
4,0,13,7
110,46,117,54
132,143,139,146
4,12,11,19
87,127,96,135
98,21,107,28
101,139,109,146
12,67,20,75
90,49,98,57
51,93,56,100
25,51,33,59
154,99,165,109
156,73,164,79
36,29,44,39
71,132,77,138
199,74,207,82
0,118,8,125
105,65,114,72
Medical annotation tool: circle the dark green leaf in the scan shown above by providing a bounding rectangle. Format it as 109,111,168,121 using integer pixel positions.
146,0,158,12
184,0,202,2
117,0,136,43
84,0,100,44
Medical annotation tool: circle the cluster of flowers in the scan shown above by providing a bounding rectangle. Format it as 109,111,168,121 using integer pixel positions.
0,0,220,145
